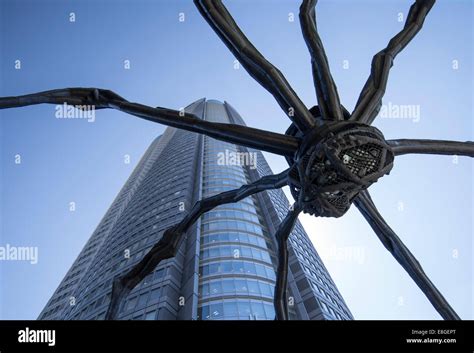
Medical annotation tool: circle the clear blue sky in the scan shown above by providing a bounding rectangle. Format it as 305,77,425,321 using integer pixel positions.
0,0,472,320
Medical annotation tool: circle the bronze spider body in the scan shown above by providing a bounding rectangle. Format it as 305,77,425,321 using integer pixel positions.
286,119,394,218
1,0,472,321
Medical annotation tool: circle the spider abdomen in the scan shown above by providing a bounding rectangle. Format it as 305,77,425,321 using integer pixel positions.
288,123,394,217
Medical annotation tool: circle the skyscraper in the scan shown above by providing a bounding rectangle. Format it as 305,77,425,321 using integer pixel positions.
38,99,353,321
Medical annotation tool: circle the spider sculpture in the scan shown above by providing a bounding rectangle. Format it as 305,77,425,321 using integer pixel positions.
1,0,473,321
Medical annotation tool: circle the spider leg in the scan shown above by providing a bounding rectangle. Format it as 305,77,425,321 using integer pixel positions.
105,170,289,320
354,190,460,320
194,0,316,132
388,139,474,157
274,205,303,320
350,0,435,124
0,88,300,156
299,0,344,121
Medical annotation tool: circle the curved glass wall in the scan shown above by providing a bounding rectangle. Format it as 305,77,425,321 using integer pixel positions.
197,102,277,320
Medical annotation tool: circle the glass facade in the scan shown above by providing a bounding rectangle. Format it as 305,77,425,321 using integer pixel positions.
38,98,353,321
197,102,277,320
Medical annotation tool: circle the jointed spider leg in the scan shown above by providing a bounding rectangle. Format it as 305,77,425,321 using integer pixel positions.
354,190,460,320
299,0,344,121
350,0,435,124
274,204,303,320
0,88,300,156
195,0,316,132
388,139,474,157
105,170,289,320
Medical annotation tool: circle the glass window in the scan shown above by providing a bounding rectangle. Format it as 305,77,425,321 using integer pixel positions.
154,269,165,280
200,305,210,320
223,302,238,318
248,280,260,295
210,302,224,319
248,235,258,245
220,233,230,242
232,261,244,273
222,280,234,294
259,282,273,297
201,283,210,297
209,263,219,274
209,282,222,295
126,296,137,311
237,301,251,318
221,246,232,257
266,267,276,280
255,264,266,277
209,247,220,257
145,311,156,320
242,247,253,258
149,288,162,301
263,303,275,318
261,252,271,263
244,262,256,275
230,233,240,242
221,262,232,273
137,293,149,308
250,301,265,319
234,279,247,293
